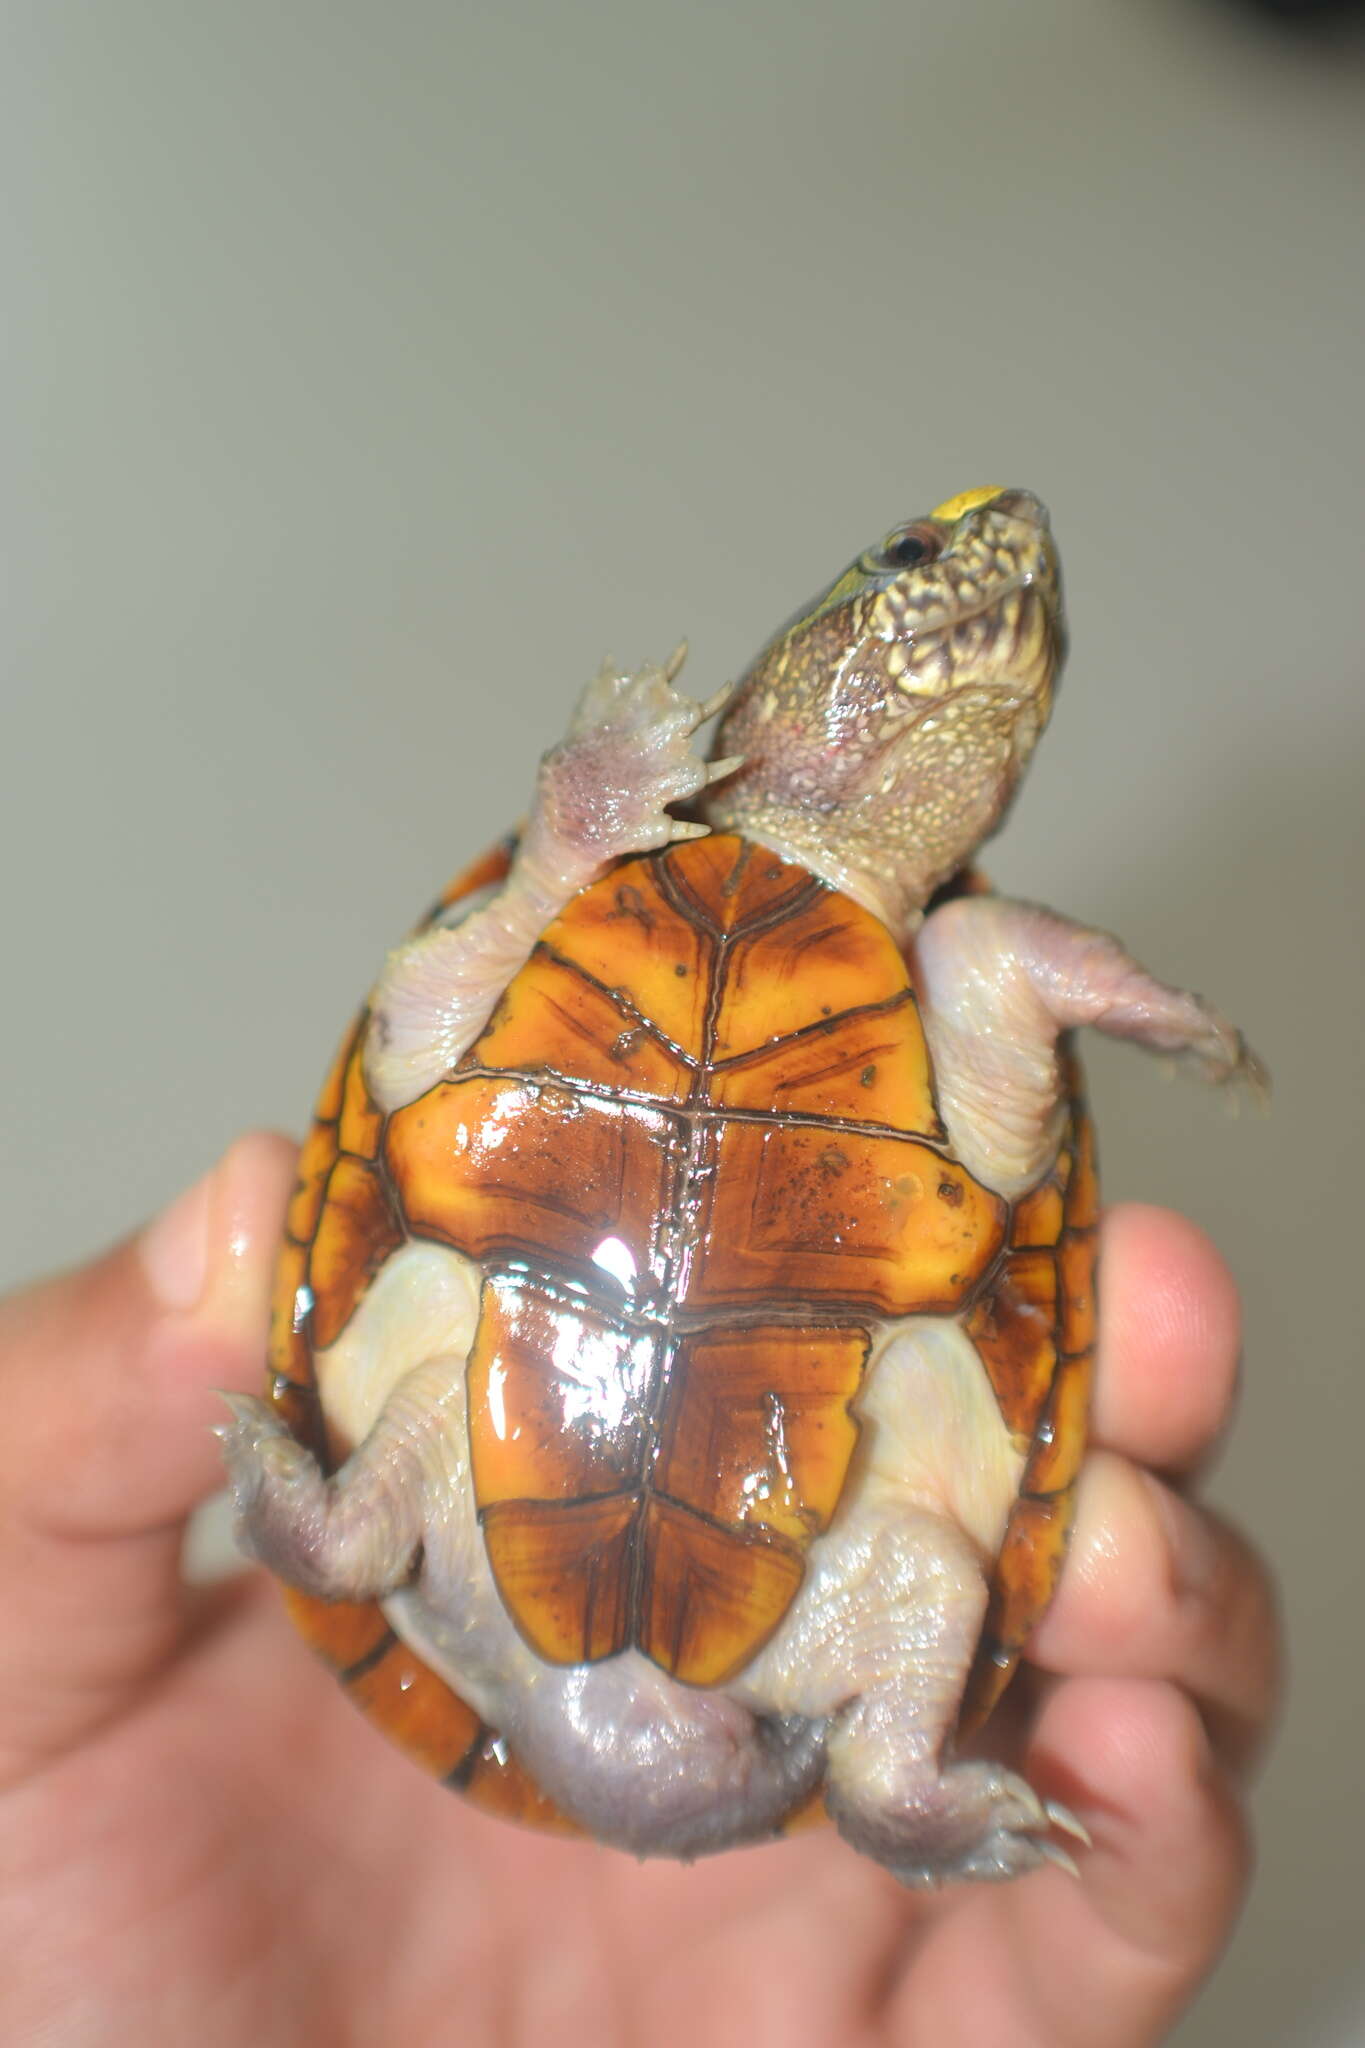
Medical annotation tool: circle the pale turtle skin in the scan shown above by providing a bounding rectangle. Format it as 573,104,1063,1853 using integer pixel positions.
221,487,1261,1885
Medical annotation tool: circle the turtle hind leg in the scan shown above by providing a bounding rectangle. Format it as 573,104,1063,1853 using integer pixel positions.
760,1500,1081,1887
217,1354,463,1601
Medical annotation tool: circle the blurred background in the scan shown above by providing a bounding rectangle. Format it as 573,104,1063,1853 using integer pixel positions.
5,2,1363,2038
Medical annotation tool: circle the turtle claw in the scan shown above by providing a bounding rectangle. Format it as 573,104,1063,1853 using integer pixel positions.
210,1388,271,1434
699,679,734,720
706,753,746,785
1036,1839,1082,1880
1045,1799,1092,1847
662,638,689,683
668,819,711,842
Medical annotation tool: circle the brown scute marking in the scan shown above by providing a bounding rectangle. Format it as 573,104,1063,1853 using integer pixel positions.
1024,1347,1091,1496
964,1248,1060,1441
307,1155,403,1351
709,993,941,1136
338,1038,386,1159
286,1117,340,1246
482,1495,637,1665
664,831,816,934
386,1075,677,1291
713,887,912,1061
639,1496,806,1686
345,1636,487,1779
468,1275,657,1509
458,1735,582,1833
1059,1227,1099,1356
538,855,713,1058
692,1121,1006,1315
469,945,694,1101
653,1326,868,1544
267,1235,315,1389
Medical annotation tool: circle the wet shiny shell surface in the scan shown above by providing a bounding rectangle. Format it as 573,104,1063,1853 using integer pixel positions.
267,835,1099,1826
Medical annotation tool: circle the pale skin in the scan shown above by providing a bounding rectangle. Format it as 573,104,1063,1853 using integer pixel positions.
0,1140,1280,2046
221,489,1267,1883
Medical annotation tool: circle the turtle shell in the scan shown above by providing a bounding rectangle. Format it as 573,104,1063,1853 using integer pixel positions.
266,833,1098,1823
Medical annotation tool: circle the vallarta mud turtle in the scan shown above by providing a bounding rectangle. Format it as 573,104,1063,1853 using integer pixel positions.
221,487,1259,1883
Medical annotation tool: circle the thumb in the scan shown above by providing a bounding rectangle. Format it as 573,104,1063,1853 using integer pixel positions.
0,1131,295,1784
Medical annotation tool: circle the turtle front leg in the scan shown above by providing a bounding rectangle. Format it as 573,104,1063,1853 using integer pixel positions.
365,650,740,1111
216,1356,464,1601
912,893,1268,1198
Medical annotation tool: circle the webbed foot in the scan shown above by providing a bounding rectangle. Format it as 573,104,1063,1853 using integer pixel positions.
530,650,742,871
828,1753,1088,1889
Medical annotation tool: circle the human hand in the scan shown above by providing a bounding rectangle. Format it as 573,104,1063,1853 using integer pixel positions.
0,1135,1280,2046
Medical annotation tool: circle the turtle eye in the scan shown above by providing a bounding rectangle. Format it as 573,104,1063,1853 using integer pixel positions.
880,525,941,571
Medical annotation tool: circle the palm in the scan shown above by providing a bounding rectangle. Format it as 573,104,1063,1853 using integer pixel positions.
0,1139,1277,2047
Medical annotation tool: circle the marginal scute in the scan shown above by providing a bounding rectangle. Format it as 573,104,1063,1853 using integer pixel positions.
338,1038,386,1159
1060,1228,1098,1355
964,1248,1060,1440
345,1637,487,1779
959,1087,1098,1739
308,1154,403,1351
1024,1348,1090,1496
458,1736,582,1833
268,1233,315,1388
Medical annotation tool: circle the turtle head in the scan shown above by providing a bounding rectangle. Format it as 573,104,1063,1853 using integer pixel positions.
702,487,1066,931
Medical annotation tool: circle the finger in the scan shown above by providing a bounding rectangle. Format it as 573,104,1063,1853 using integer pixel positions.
0,1132,294,1783
1091,1203,1242,1475
889,1677,1251,2046
1028,1450,1282,1777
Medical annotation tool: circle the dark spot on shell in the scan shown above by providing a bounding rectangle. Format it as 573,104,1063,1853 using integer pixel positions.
674,962,688,977
860,1064,877,1087
816,1145,849,1173
938,1180,964,1206
820,1005,832,1017
609,883,655,931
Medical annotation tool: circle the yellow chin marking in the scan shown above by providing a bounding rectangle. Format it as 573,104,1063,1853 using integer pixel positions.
931,485,1005,522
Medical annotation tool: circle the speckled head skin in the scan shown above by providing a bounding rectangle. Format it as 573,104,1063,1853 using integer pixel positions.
702,487,1065,932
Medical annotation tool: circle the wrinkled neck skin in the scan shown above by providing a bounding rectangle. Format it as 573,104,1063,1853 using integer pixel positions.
699,707,1029,941
695,794,945,937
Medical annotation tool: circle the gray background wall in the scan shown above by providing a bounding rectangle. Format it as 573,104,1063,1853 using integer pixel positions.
6,3,1363,2040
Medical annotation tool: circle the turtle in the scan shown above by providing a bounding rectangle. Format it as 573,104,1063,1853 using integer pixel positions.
220,486,1261,1883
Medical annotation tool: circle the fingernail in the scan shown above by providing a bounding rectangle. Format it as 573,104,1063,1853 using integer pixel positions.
1145,1473,1221,1603
139,1164,216,1312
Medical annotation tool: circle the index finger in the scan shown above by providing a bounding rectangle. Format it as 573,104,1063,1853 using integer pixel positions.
1089,1203,1242,1476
